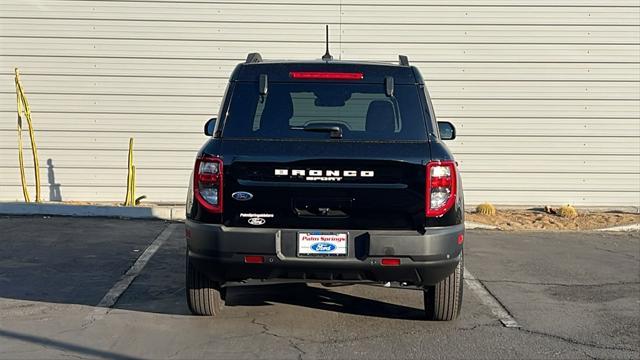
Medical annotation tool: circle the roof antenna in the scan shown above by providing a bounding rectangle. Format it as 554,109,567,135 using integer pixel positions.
322,25,333,61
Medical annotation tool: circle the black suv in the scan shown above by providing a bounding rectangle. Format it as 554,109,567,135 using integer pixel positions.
185,53,464,321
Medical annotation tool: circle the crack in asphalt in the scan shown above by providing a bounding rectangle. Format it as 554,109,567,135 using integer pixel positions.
515,327,639,354
583,350,600,360
594,246,640,261
246,317,437,352
166,338,220,359
469,276,638,355
452,312,637,355
307,329,422,346
251,318,307,359
477,279,640,287
455,322,501,332
59,351,88,360
56,318,97,336
244,318,504,349
453,321,637,356
58,307,114,337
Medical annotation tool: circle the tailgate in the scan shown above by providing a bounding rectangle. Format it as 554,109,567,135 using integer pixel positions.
220,140,429,230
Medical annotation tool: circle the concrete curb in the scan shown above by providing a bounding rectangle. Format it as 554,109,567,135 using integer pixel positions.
594,223,640,232
0,202,186,221
464,221,499,230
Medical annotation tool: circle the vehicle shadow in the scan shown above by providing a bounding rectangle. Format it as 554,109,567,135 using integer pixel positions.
107,225,426,320
224,283,425,320
114,281,425,320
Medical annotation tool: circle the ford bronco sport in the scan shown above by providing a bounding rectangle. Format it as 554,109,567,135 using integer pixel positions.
185,53,464,321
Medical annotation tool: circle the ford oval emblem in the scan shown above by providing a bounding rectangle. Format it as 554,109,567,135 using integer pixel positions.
248,217,265,226
311,242,337,252
232,191,253,201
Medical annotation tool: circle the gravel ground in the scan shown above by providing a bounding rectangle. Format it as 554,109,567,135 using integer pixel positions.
467,209,639,231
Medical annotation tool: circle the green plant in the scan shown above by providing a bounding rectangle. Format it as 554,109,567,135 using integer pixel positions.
476,203,496,216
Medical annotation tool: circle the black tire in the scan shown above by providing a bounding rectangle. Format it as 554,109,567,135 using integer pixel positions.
186,256,224,316
423,251,464,321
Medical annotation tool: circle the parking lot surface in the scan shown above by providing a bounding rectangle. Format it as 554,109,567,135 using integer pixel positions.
0,217,638,359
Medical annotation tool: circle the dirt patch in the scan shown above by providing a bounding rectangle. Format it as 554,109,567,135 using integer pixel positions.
466,209,639,231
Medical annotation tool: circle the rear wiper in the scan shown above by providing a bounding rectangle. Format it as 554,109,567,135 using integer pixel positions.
291,124,343,139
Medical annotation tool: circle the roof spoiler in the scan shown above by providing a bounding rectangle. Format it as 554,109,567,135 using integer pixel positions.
245,52,263,64
245,52,410,66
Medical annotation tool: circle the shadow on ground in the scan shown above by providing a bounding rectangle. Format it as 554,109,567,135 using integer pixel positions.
113,223,425,320
0,217,167,307
224,283,425,320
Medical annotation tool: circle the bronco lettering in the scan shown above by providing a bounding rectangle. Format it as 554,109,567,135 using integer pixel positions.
274,169,374,178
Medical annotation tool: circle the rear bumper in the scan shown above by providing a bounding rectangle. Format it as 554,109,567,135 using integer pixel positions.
186,221,464,286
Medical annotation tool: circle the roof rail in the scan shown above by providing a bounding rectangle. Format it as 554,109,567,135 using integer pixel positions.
245,52,263,64
398,55,409,66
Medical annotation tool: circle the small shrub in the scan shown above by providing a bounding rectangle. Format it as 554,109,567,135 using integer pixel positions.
476,203,496,216
557,204,578,218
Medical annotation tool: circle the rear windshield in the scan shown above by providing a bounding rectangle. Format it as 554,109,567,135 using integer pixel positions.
222,82,428,141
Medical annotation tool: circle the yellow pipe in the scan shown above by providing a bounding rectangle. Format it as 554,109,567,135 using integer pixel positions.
124,138,134,206
15,68,42,202
17,80,42,203
130,165,136,207
15,69,30,202
124,139,143,206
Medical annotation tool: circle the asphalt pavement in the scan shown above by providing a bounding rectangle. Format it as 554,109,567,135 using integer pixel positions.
0,216,638,359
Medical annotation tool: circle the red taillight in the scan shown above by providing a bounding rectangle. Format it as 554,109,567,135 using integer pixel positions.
289,71,364,80
381,258,401,266
426,161,457,218
194,155,223,213
244,256,264,264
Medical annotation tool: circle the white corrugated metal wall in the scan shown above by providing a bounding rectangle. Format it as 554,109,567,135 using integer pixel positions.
1,0,639,207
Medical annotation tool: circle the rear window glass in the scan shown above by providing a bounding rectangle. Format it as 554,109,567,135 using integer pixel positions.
222,82,428,141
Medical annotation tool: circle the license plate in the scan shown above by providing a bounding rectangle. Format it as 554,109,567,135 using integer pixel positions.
297,232,348,256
